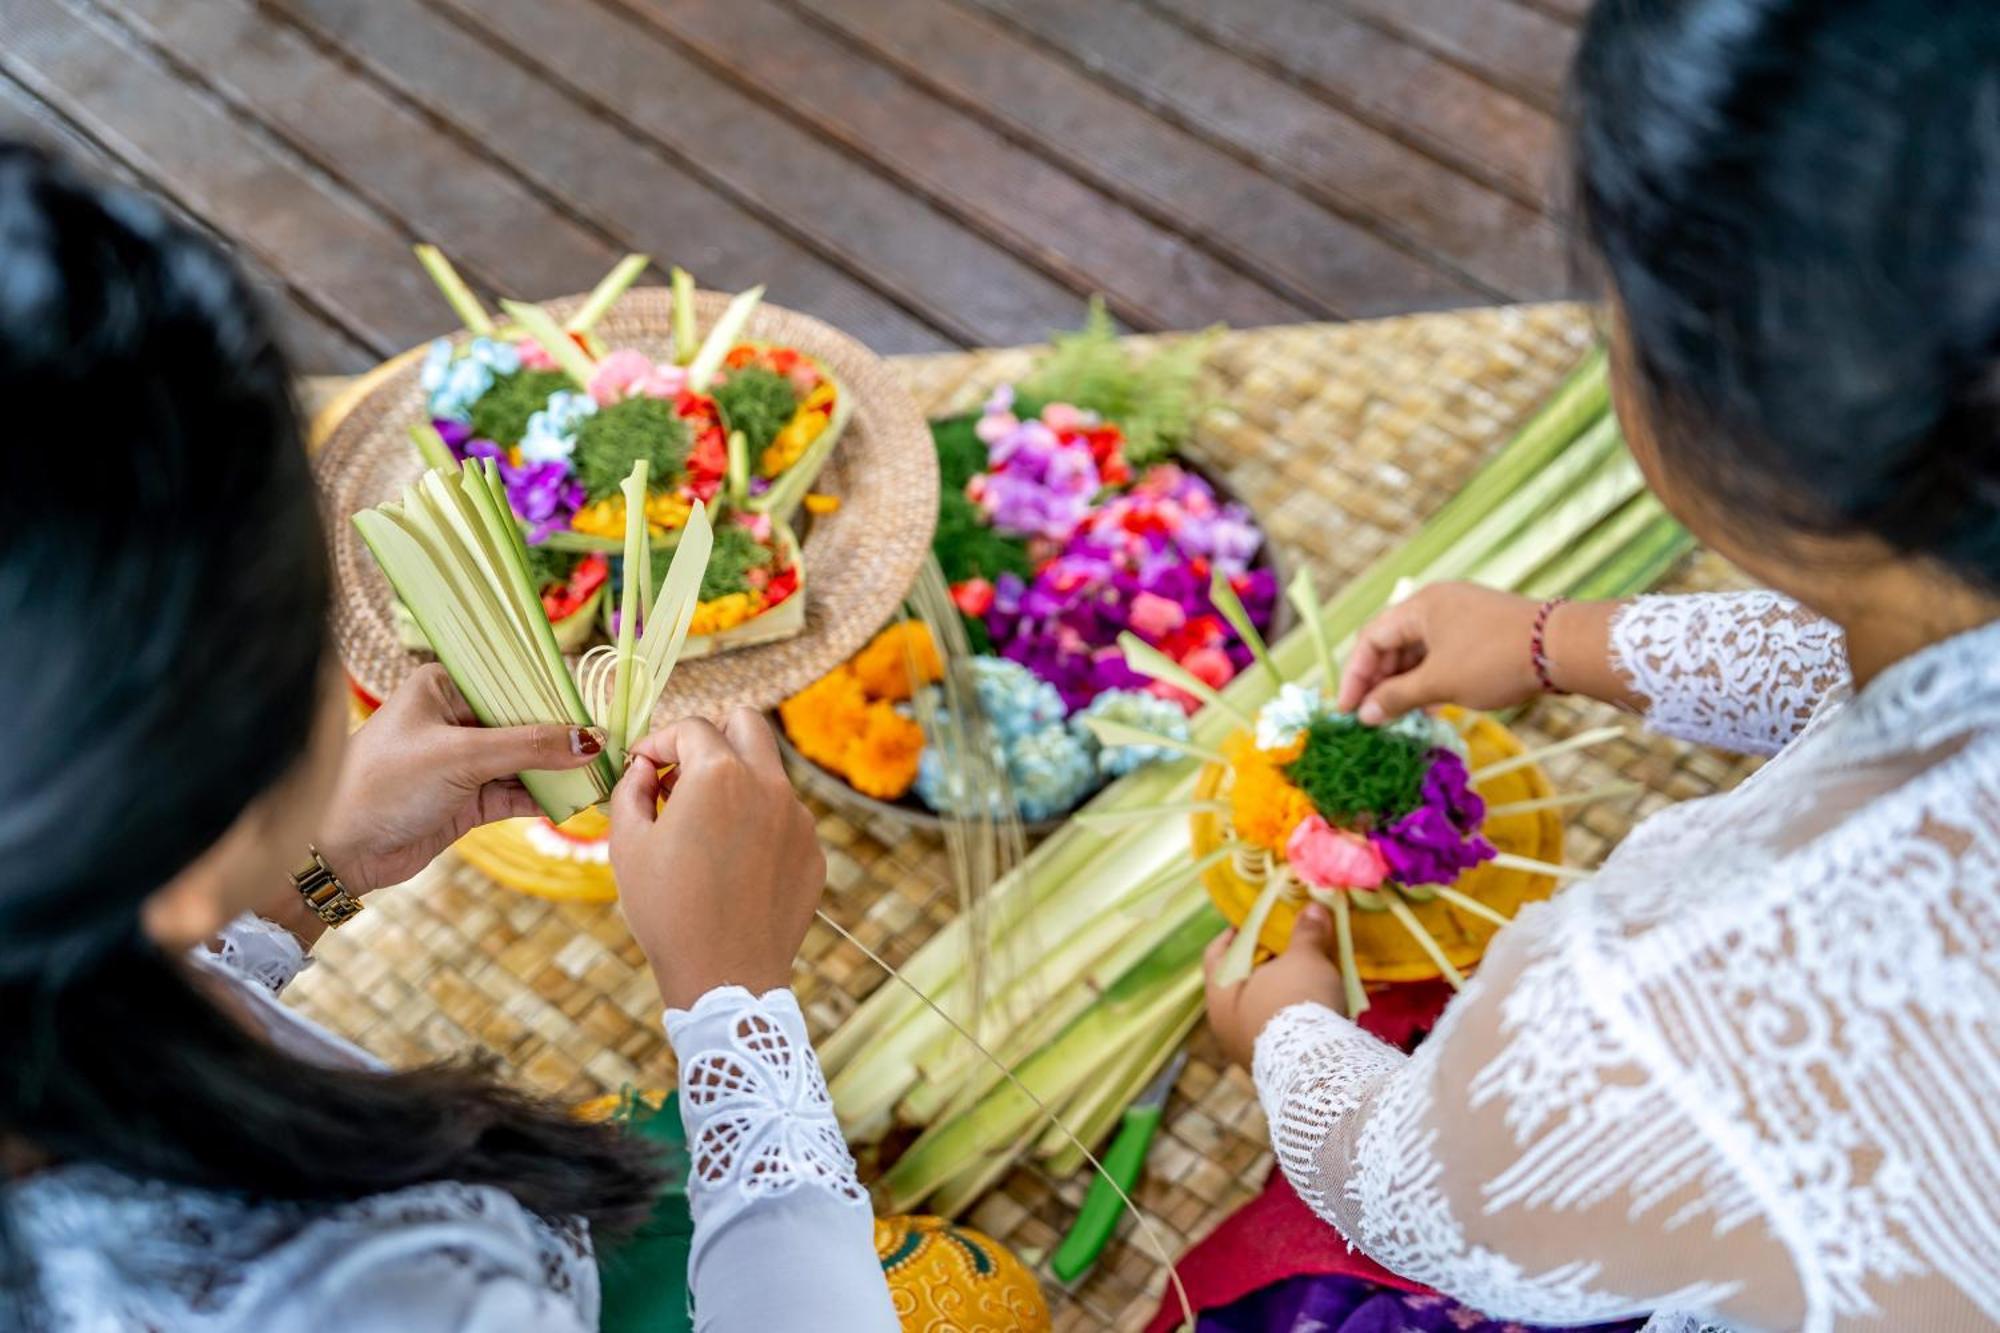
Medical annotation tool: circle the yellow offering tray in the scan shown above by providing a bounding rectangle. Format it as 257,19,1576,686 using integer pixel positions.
1192,708,1564,983
455,806,619,903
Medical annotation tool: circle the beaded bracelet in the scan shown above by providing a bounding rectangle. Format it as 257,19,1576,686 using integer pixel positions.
1530,597,1568,694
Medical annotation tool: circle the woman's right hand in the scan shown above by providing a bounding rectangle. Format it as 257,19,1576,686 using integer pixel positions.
609,710,827,1011
1337,583,1549,722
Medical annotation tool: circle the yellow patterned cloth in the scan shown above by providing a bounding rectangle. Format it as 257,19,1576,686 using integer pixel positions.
876,1215,1051,1333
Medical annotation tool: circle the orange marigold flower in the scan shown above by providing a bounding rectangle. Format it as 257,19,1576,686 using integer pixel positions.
779,667,870,770
843,704,925,800
1227,737,1316,854
852,622,944,702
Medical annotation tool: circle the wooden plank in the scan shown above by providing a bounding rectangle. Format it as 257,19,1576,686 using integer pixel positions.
269,0,954,354
0,0,448,353
966,0,1570,300
0,71,373,372
1340,0,1578,113
1522,0,1591,25
110,0,622,312
1149,0,1561,210
783,0,1479,319
599,0,1304,332
423,0,1100,347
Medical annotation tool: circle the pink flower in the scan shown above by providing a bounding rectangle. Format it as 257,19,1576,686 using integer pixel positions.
589,349,687,405
1181,645,1235,690
516,338,559,372
1128,591,1186,640
1040,401,1087,433
1287,815,1390,890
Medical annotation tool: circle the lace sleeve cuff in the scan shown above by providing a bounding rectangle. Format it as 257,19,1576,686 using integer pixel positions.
1609,592,1849,756
1252,1001,1406,1219
663,986,869,1229
197,912,313,996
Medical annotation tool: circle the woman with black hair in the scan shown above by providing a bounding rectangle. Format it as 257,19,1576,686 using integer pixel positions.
1204,2,2000,1331
0,145,894,1329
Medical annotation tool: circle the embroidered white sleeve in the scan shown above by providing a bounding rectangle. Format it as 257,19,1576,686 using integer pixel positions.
1251,1001,1405,1219
663,986,897,1332
1610,592,1849,755
202,912,312,996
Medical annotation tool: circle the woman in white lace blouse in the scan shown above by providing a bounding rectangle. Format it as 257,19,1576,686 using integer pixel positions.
0,148,894,1329
1205,3,2000,1332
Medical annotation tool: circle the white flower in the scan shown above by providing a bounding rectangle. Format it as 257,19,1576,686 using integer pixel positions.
1255,681,1331,751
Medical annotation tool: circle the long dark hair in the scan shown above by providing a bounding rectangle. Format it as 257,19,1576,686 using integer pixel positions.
1572,0,2000,586
0,145,662,1313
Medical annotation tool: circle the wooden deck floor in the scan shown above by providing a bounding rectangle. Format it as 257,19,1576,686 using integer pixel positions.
0,0,1581,373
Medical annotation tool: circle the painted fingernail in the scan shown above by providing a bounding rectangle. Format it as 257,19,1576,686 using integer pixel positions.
572,727,606,757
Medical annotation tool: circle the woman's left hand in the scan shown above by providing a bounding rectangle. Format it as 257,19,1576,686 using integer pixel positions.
1203,903,1348,1069
315,664,606,894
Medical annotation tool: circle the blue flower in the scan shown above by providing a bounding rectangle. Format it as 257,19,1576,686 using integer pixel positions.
520,389,597,465
463,336,522,377
1073,690,1190,777
1255,681,1334,752
1007,726,1099,821
968,657,1067,744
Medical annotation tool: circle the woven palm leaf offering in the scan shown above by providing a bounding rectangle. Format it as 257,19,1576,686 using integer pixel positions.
400,248,852,659
779,301,1286,827
353,454,714,824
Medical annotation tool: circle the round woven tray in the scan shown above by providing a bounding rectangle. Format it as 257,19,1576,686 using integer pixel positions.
1193,709,1564,982
314,287,939,720
773,452,1296,838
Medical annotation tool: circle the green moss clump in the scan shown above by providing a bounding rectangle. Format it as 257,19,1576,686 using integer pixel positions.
522,541,581,594
467,368,572,447
935,487,1033,586
715,366,800,455
931,413,989,492
1283,716,1431,828
652,522,773,601
572,396,690,502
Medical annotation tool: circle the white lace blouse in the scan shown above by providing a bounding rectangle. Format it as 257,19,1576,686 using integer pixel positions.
1253,591,2000,1333
6,920,897,1331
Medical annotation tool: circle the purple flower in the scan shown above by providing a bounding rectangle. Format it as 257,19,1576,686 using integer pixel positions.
433,417,474,458
464,439,584,544
1369,752,1494,887
1421,750,1487,832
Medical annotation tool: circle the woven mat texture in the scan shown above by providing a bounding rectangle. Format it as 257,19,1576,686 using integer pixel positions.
292,304,1761,1331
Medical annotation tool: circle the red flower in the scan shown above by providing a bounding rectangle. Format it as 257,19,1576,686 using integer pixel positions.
951,578,996,617
541,552,609,621
724,345,757,370
766,565,800,604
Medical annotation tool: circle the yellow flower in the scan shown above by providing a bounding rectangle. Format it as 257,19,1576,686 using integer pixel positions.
852,622,943,702
760,408,830,476
803,493,841,516
780,668,870,771
843,704,925,800
1227,734,1315,854
689,590,767,637
570,497,627,539
645,493,692,533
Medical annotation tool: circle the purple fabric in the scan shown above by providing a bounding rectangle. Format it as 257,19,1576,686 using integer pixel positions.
1197,1274,1647,1333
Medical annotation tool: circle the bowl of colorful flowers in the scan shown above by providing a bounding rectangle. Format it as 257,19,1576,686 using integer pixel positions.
777,304,1290,829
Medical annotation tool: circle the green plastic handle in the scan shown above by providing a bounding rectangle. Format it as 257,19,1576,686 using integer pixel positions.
1049,1103,1165,1283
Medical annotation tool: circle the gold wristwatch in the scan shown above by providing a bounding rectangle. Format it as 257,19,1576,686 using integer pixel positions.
291,845,364,928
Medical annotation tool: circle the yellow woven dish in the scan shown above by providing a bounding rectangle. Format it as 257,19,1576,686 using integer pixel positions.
1192,709,1563,982
456,808,619,904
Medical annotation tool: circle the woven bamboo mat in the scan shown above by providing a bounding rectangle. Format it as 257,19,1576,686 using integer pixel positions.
293,304,1762,1332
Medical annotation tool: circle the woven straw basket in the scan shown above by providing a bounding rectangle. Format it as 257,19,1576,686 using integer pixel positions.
313,287,939,721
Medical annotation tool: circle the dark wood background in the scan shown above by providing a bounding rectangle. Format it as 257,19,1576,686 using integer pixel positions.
0,0,1583,373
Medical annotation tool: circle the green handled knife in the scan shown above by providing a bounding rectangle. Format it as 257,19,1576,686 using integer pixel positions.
1050,1049,1189,1283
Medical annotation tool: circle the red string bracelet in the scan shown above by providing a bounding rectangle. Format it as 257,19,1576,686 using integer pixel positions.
1530,597,1568,694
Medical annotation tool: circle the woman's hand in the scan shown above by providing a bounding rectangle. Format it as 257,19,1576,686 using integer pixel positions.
1204,904,1348,1069
609,710,826,1011
1337,583,1548,724
316,664,606,893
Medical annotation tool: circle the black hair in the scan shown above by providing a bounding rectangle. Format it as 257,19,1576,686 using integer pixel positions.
0,144,662,1318
1572,0,2000,584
